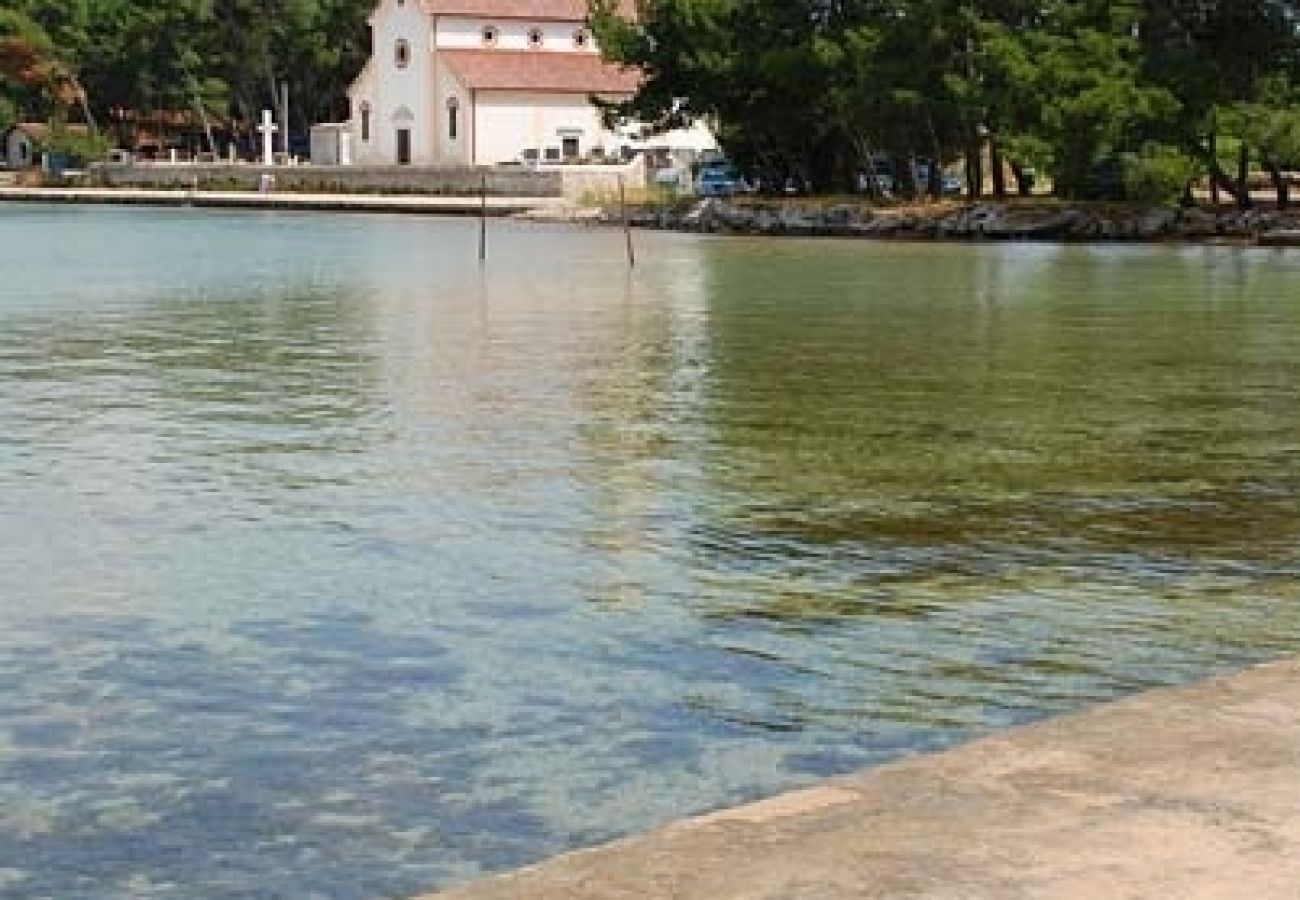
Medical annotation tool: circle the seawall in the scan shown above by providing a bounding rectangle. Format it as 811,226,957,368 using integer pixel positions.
415,657,1300,900
624,198,1300,244
0,187,566,217
87,162,563,197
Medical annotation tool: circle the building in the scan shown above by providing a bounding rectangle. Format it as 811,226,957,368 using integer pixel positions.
3,123,46,169
2,122,91,169
347,0,705,167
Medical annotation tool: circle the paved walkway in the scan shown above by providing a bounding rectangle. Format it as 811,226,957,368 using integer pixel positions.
0,187,568,217
418,658,1300,900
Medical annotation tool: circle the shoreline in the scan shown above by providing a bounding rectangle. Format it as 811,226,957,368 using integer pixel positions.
415,656,1300,900
614,197,1300,245
6,187,1300,246
0,186,571,218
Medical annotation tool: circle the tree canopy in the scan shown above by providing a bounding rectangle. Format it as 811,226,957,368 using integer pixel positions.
592,0,1300,204
0,0,373,149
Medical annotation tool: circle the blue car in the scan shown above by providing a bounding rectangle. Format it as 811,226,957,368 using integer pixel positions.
697,165,743,197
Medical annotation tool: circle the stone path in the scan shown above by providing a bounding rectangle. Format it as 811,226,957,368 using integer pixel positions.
0,187,567,217
417,658,1300,900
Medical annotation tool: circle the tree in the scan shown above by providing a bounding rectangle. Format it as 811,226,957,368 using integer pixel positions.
0,9,96,127
1139,0,1299,208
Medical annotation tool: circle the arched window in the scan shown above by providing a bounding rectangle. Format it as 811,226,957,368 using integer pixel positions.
395,38,410,69
360,102,371,141
527,26,544,49
447,97,460,141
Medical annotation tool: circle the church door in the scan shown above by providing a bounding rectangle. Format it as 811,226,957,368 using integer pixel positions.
396,129,412,165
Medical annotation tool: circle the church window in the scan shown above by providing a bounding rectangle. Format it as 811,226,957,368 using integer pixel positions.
527,27,545,49
447,97,460,141
481,25,499,46
360,102,371,141
573,28,590,49
395,39,411,69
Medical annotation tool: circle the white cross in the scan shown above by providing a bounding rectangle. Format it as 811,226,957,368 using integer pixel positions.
257,109,279,166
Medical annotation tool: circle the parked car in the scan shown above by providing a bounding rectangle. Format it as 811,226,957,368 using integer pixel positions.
697,163,744,197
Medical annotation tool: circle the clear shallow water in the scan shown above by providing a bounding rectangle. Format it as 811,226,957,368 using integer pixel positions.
3,204,1300,898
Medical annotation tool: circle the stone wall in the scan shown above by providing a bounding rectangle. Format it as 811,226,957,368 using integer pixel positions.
86,163,562,197
542,156,648,202
623,198,1300,242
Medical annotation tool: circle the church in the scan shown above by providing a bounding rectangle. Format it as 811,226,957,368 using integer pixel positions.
348,0,667,167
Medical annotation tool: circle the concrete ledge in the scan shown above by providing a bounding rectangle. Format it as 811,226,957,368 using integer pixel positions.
0,187,567,217
417,658,1300,900
87,162,563,197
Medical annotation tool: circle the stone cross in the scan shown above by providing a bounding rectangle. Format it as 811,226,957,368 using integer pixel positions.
257,109,278,166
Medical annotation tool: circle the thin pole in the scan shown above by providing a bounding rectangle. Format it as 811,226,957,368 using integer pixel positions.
479,173,488,263
620,175,635,268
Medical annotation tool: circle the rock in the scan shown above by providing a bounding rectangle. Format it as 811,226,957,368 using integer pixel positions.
1258,229,1300,247
1177,208,1219,237
1137,208,1177,238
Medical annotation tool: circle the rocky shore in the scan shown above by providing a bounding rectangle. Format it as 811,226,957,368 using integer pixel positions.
617,198,1300,244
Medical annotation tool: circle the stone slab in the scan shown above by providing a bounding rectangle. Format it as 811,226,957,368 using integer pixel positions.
416,658,1300,900
88,163,563,197
0,187,566,217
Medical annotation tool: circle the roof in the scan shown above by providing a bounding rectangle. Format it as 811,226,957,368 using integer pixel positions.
422,0,636,21
441,49,641,94
5,122,90,141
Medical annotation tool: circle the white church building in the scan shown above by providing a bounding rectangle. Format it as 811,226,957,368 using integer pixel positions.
347,0,706,167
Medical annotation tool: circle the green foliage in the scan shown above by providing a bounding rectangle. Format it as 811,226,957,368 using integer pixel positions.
592,0,1300,204
1122,144,1198,203
2,0,373,144
47,118,109,161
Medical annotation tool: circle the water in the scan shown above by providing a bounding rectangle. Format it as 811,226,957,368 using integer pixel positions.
2,204,1300,898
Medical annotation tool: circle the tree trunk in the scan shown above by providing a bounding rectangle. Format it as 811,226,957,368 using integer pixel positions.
192,96,217,156
1205,155,1250,208
1010,161,1032,197
926,114,943,199
989,135,1006,198
965,138,982,200
1208,130,1220,206
893,151,917,199
68,75,98,135
1236,144,1252,210
1263,154,1289,210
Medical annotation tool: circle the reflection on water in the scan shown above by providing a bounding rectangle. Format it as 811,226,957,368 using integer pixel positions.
2,206,1300,897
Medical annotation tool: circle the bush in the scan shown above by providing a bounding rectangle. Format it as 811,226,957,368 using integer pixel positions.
47,123,111,165
1122,145,1200,204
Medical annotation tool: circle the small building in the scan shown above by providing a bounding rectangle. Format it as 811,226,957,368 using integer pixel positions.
3,123,45,169
310,123,354,166
2,122,92,170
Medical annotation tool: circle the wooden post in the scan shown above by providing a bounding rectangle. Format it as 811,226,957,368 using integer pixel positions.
479,173,487,263
620,175,635,268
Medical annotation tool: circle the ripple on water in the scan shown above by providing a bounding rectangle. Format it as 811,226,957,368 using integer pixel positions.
2,211,1300,896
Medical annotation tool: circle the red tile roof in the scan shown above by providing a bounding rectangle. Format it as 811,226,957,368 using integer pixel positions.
5,122,91,141
441,49,641,94
424,0,636,21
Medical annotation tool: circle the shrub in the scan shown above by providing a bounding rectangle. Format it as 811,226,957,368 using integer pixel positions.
1122,145,1200,204
46,124,111,165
